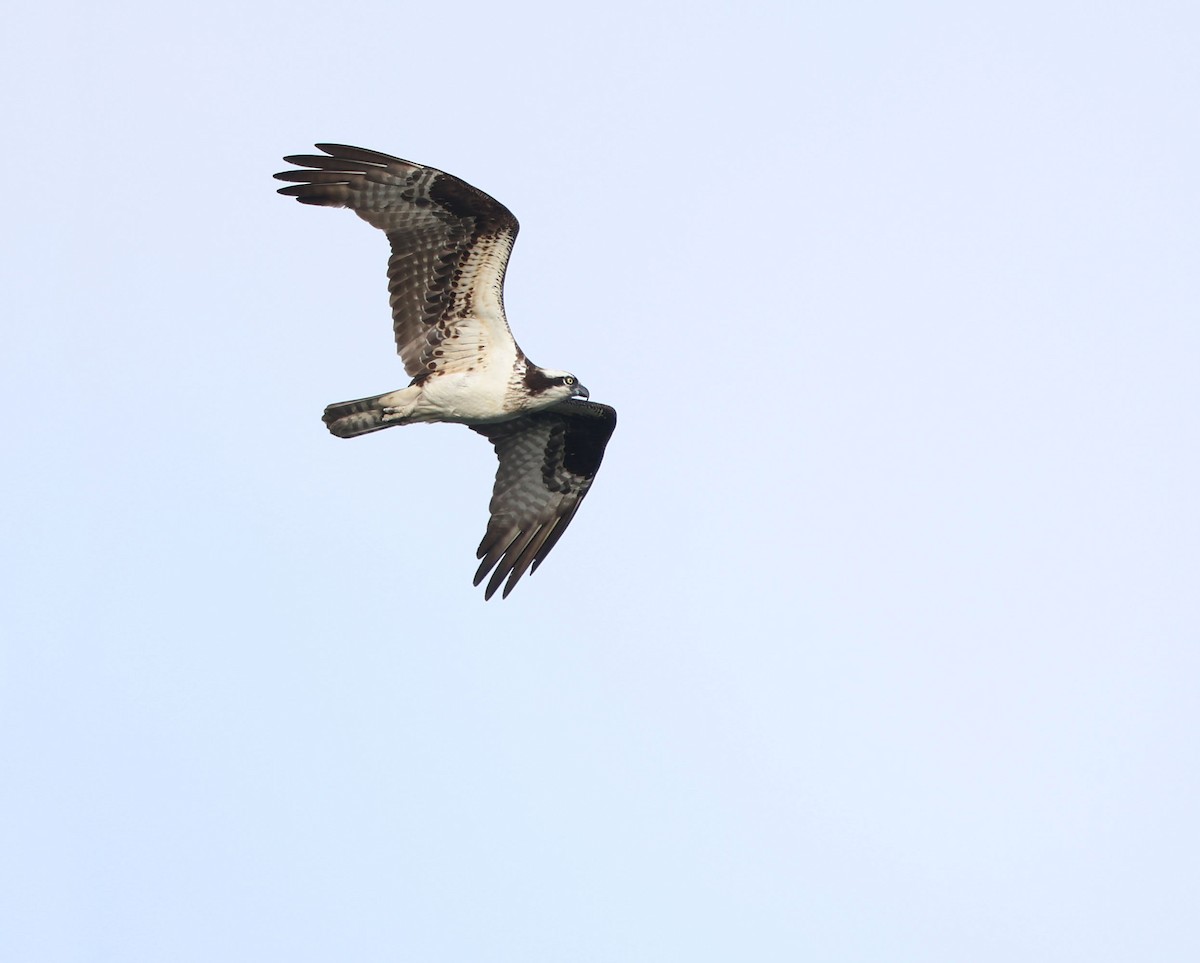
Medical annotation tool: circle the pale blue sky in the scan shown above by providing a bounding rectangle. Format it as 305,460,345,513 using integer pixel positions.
3,1,1198,960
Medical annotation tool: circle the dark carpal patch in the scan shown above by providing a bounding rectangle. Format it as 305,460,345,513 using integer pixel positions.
562,405,617,476
429,173,514,232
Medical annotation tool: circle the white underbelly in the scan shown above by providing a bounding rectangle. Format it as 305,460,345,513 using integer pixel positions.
415,370,515,424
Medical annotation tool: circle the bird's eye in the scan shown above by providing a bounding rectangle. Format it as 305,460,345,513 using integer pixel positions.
564,376,576,386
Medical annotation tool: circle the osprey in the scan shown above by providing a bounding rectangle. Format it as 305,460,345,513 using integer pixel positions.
274,144,616,599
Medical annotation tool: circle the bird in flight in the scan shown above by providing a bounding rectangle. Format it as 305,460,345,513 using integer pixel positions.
274,144,616,599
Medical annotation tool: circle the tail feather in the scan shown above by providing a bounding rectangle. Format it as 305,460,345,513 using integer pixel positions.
322,394,391,438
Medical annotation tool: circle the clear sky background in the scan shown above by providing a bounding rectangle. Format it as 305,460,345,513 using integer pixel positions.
2,1,1197,960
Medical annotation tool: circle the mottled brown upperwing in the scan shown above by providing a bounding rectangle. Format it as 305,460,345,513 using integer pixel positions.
275,145,520,380
470,401,618,599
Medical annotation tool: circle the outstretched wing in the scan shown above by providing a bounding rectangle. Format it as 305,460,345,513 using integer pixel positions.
471,401,618,600
275,144,521,380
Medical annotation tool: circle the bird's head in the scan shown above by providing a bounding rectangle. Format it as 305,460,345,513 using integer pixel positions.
526,367,590,403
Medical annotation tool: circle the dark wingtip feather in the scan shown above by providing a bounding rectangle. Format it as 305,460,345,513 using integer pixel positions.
274,185,339,206
314,143,404,166
481,565,503,600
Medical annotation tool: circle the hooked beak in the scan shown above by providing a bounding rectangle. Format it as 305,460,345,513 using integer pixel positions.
573,383,590,401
